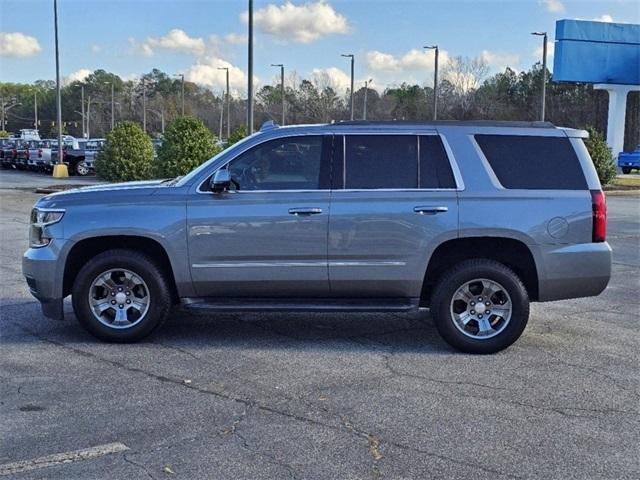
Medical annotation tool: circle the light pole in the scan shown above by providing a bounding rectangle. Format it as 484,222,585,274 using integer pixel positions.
218,67,230,139
79,84,86,138
104,81,114,130
142,78,147,133
247,0,254,133
271,63,285,125
174,74,185,115
531,32,547,121
0,100,21,131
32,89,38,130
341,54,355,120
53,0,65,174
363,78,372,120
424,45,439,120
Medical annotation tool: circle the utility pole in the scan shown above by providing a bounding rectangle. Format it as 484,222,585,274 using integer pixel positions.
104,81,114,130
86,96,91,138
174,74,185,115
218,67,230,139
247,0,254,133
531,32,547,121
271,64,285,125
363,78,372,120
424,45,439,120
142,78,147,133
80,84,85,138
218,89,224,141
34,90,38,130
341,54,355,120
53,0,64,170
1,98,21,131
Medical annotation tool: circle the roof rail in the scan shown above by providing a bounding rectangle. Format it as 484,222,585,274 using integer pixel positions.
260,120,279,131
331,120,556,128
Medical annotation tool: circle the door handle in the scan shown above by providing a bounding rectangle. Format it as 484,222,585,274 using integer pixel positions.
413,206,448,215
288,207,323,216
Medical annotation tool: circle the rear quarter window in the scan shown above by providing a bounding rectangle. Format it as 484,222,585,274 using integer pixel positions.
475,134,587,190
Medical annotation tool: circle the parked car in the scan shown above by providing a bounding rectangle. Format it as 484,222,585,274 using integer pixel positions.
28,139,54,171
0,138,15,168
14,140,30,170
50,136,82,167
23,120,611,353
82,138,105,173
618,146,640,174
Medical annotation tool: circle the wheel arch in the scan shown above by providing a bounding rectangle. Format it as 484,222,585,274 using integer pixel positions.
421,236,539,306
63,235,179,303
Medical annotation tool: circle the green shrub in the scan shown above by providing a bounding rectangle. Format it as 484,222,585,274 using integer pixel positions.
95,121,154,182
584,126,617,186
154,116,219,177
227,124,248,146
0,130,9,139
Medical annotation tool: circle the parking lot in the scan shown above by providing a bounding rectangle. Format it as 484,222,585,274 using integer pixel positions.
0,172,638,479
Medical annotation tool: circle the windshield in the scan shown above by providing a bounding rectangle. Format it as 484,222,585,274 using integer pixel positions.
174,134,257,187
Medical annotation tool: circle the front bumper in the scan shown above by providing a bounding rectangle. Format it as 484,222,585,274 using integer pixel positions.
535,242,612,302
22,244,65,320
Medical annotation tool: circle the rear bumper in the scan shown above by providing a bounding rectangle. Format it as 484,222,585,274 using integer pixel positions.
535,242,612,302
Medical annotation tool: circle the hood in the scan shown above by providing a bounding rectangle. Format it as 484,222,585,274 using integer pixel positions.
37,179,167,208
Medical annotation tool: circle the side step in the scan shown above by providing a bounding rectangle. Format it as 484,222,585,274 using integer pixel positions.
181,297,420,313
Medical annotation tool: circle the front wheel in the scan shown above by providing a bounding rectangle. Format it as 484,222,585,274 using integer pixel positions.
72,249,172,342
430,259,530,354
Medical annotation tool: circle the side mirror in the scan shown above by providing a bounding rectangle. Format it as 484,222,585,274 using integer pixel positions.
210,169,231,193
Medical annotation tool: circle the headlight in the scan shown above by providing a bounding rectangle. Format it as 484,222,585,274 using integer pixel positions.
29,208,64,248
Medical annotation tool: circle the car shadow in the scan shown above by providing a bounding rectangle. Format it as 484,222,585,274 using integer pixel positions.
1,299,454,355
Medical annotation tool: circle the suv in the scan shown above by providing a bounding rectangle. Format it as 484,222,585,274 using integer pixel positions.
22,121,611,353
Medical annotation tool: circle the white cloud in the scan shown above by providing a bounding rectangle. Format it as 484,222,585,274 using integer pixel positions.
367,48,449,73
0,32,41,57
133,29,206,56
311,67,351,93
594,14,614,22
242,1,349,43
224,33,248,45
533,41,555,61
540,0,565,13
186,56,251,95
63,69,92,85
480,50,520,71
91,44,101,54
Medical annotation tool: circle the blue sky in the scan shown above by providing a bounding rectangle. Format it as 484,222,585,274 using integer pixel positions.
1,0,638,94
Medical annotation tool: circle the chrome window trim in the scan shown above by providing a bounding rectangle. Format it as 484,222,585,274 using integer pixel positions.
192,260,407,268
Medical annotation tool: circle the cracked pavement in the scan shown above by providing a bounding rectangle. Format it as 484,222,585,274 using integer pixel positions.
1,173,639,479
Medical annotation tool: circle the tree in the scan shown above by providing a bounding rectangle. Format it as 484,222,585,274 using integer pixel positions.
154,116,219,177
584,126,617,185
227,124,247,146
0,130,9,138
95,121,154,182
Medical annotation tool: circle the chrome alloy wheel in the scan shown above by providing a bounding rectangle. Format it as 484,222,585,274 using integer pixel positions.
76,161,89,176
88,269,150,329
449,278,512,339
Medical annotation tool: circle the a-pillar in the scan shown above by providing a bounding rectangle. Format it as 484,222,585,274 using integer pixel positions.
594,84,640,159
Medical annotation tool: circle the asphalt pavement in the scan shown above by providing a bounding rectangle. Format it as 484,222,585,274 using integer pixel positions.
0,171,638,479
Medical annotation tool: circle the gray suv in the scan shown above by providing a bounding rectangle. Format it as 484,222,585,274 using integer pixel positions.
22,121,611,353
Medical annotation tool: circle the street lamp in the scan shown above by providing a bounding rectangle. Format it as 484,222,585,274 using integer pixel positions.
531,32,547,121
53,0,66,176
341,54,355,120
247,0,254,133
363,78,372,120
142,78,147,133
424,45,439,120
104,81,114,130
218,67,230,139
174,73,185,115
31,88,38,131
0,100,21,131
271,63,285,125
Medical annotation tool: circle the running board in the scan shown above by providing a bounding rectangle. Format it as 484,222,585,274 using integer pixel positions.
181,297,420,313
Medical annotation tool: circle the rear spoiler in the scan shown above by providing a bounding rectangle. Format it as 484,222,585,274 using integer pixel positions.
558,127,589,139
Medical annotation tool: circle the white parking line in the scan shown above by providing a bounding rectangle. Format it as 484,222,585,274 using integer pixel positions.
0,442,129,476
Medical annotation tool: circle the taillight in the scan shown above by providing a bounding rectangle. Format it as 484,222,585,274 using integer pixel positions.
38,149,42,158
591,190,607,242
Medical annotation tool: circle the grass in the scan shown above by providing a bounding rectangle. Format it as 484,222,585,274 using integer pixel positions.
612,175,640,187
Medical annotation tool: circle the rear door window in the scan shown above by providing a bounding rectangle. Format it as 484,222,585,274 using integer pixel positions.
475,134,587,189
344,135,417,189
419,136,456,188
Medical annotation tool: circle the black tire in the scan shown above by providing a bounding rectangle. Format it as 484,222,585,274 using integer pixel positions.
75,160,89,176
72,249,172,342
430,259,529,354
622,167,631,174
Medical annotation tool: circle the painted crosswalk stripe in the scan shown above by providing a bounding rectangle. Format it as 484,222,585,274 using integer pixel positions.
0,442,129,476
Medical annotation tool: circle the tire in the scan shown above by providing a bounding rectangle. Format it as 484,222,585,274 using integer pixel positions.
72,249,172,342
75,160,89,176
622,167,631,174
430,259,529,354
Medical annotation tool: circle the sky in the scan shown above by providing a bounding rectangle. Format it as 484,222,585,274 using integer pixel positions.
1,0,639,95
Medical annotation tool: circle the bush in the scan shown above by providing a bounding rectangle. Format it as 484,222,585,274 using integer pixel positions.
95,121,154,182
227,124,248,146
584,126,617,186
154,116,219,177
0,130,9,139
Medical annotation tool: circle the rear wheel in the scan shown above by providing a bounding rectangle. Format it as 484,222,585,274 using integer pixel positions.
622,167,631,174
75,160,89,176
430,259,529,354
72,249,172,342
